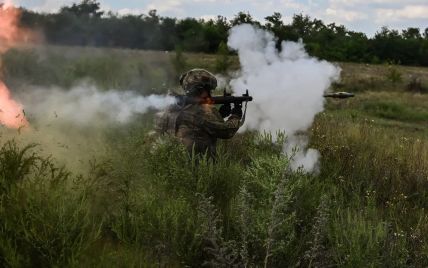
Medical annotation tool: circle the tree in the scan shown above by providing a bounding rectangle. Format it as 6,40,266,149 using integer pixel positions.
60,0,103,18
290,14,313,38
230,12,258,26
265,13,287,48
402,27,421,39
265,12,283,31
176,18,208,52
13,4,428,66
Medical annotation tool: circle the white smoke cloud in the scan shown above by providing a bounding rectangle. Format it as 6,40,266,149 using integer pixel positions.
228,24,340,172
18,83,175,127
2,83,174,171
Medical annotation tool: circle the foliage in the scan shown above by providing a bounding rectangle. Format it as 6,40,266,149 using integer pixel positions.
385,64,403,84
2,36,428,266
0,141,101,267
3,104,428,266
18,1,428,66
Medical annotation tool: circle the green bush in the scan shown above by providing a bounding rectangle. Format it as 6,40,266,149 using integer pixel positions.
386,65,403,84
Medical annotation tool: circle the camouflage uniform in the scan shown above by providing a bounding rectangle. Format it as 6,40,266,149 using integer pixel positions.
155,69,241,157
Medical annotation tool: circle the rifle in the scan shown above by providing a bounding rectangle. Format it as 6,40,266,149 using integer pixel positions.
177,90,254,105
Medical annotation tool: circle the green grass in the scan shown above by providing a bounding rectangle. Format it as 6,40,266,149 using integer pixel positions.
1,46,428,266
362,100,428,122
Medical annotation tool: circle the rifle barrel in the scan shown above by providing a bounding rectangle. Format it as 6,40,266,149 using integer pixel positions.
209,96,253,104
177,95,253,105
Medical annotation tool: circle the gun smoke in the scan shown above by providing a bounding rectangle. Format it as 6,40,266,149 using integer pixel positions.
0,83,174,171
18,84,175,127
228,24,341,172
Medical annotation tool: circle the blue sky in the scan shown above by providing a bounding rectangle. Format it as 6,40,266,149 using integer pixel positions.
9,0,428,36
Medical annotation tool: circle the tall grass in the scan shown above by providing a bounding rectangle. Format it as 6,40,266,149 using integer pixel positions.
2,111,428,266
2,47,428,266
0,140,102,267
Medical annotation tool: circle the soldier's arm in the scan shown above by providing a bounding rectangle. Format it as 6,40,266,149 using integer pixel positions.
200,106,241,139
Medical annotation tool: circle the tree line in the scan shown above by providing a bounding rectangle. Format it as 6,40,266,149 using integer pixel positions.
15,0,428,66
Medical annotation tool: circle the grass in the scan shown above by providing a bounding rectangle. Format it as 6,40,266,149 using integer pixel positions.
1,46,428,266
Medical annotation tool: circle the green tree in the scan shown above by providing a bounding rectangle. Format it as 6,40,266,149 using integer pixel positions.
265,13,286,48
230,12,259,26
402,27,421,39
60,0,103,18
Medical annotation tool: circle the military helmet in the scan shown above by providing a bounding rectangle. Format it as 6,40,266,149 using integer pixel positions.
180,69,217,96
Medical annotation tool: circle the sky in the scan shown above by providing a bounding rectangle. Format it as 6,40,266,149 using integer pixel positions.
8,0,428,36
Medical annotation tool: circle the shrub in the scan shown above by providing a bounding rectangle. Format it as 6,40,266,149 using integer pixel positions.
385,65,402,84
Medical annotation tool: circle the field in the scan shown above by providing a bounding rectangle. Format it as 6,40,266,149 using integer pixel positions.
1,46,428,267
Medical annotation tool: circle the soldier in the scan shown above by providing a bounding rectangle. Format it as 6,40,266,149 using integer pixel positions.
155,69,243,158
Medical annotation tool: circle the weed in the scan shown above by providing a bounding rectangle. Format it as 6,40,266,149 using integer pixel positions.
386,64,402,84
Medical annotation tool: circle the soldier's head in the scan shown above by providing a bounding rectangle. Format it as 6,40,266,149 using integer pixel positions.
180,69,217,97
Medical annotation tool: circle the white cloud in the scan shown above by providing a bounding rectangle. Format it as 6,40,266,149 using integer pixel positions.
325,8,368,22
12,0,75,12
192,0,218,2
280,0,306,10
329,0,427,6
376,5,428,23
116,8,147,16
146,0,184,14
322,0,428,34
199,14,217,21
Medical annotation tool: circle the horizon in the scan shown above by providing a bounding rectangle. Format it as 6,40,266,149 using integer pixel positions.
6,0,428,37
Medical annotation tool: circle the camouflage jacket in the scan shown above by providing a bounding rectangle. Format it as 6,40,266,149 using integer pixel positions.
155,103,241,157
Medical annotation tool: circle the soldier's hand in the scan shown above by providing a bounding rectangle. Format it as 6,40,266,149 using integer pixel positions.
219,104,232,118
231,103,243,118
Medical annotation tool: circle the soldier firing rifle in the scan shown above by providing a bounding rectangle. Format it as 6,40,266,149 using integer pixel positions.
155,69,252,158
155,68,353,158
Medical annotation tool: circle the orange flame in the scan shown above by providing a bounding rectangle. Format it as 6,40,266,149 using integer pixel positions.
0,81,27,128
0,3,31,129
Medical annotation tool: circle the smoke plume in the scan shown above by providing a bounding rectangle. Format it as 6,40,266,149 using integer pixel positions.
1,83,174,171
18,84,175,127
228,24,340,172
